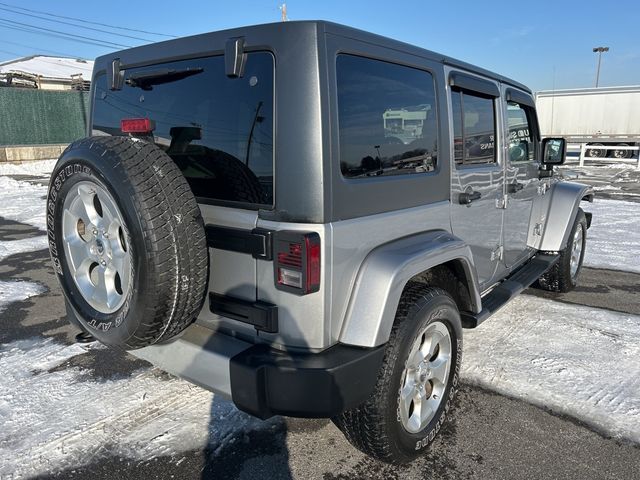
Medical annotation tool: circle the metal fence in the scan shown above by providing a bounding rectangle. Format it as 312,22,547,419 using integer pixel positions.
565,143,640,169
0,88,89,146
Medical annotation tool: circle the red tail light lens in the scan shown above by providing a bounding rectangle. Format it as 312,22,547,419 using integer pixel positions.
275,232,320,295
121,118,154,133
305,236,321,292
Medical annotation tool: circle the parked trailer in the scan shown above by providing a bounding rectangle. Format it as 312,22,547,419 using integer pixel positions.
535,86,640,161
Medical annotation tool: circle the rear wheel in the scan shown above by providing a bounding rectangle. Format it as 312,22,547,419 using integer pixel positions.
612,144,632,159
536,208,587,293
333,285,462,464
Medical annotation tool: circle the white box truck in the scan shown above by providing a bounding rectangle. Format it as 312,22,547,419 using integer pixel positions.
536,85,640,159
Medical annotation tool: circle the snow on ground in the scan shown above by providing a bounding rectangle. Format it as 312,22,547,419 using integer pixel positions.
582,198,640,273
463,294,640,444
0,338,270,479
0,162,52,261
0,280,45,313
0,177,48,231
0,159,56,177
0,236,49,263
563,162,640,170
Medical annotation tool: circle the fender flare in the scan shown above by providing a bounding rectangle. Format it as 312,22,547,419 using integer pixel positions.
338,230,481,348
539,181,594,252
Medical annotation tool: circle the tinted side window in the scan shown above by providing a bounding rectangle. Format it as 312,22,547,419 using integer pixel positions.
507,101,535,163
92,52,274,206
337,55,438,178
451,90,496,166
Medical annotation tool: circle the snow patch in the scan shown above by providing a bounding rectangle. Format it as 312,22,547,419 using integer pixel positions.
0,338,269,479
462,295,640,444
0,280,46,313
0,159,56,177
593,184,622,192
582,199,640,273
0,236,49,262
0,177,48,231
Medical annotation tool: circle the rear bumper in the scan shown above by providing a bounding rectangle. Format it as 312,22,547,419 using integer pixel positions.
230,342,385,419
129,322,384,419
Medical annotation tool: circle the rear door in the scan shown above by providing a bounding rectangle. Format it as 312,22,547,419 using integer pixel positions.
91,52,275,337
501,88,543,268
448,70,505,290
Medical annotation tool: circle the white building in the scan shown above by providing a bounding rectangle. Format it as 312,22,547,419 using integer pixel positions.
0,55,94,91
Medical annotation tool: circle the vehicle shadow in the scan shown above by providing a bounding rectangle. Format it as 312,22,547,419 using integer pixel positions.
194,298,467,479
200,397,294,480
196,293,331,479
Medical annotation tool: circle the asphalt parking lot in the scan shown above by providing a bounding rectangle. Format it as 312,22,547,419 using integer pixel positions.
1,162,639,479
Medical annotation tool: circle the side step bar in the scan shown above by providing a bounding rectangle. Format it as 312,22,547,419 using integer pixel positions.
460,253,559,328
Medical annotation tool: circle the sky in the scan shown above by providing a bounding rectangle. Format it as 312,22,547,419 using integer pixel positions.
0,0,638,92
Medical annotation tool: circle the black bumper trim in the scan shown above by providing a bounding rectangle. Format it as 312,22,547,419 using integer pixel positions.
230,343,385,419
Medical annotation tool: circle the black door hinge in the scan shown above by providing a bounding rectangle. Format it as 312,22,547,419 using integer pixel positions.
205,225,273,260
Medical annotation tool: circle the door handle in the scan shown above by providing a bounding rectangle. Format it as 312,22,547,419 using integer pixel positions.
459,190,482,205
507,182,524,193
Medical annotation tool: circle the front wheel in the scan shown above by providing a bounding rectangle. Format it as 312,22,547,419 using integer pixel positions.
536,208,587,292
586,143,606,158
333,285,462,464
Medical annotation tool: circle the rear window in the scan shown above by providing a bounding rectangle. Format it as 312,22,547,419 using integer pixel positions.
336,54,438,178
92,52,274,207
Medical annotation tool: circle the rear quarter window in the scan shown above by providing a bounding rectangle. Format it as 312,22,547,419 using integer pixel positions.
336,54,438,179
92,52,274,207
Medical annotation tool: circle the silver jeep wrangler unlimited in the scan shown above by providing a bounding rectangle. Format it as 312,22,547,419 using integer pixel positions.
47,21,593,464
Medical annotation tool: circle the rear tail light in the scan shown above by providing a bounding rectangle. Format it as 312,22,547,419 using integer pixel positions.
120,117,155,134
275,232,321,295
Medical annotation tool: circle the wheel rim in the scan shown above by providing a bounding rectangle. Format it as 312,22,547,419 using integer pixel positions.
570,225,584,280
62,181,132,314
612,145,629,159
399,321,452,434
588,144,604,158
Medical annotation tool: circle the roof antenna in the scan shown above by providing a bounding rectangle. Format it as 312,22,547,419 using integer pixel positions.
279,3,288,22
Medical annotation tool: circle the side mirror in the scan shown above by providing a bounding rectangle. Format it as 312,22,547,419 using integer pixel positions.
541,138,566,165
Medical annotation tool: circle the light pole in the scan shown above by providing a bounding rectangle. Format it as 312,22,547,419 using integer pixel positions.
592,46,609,88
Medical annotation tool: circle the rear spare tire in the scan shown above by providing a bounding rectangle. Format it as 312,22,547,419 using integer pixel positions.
47,136,209,349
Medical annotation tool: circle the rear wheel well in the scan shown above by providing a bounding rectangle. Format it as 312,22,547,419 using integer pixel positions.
408,260,474,314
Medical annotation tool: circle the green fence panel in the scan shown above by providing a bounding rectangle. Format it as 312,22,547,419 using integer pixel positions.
0,88,89,146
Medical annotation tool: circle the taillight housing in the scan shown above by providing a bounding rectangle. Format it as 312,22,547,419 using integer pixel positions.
274,231,321,295
120,117,155,134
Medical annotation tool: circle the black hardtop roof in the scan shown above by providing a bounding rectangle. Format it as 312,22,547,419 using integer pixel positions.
320,21,531,93
95,20,531,94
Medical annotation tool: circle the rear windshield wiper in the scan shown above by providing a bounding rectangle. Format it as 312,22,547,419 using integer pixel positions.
125,67,204,90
